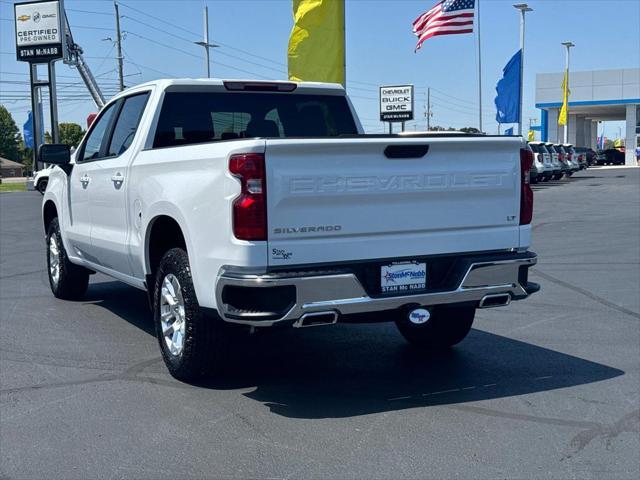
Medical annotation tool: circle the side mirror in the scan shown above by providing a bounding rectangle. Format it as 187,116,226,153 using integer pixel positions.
38,144,71,165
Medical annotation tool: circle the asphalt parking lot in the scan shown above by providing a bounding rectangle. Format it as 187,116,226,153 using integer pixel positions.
1,167,639,479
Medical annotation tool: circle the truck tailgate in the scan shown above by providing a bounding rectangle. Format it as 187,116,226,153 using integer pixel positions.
265,136,523,266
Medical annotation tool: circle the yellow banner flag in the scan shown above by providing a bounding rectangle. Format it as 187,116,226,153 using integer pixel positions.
288,0,345,86
558,70,570,126
527,130,535,142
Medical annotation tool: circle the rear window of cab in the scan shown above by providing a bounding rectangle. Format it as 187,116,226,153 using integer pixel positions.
152,91,358,148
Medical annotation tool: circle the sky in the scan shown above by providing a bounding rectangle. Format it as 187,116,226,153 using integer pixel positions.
1,0,639,139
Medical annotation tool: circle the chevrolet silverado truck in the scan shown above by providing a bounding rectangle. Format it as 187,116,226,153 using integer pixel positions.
40,79,539,381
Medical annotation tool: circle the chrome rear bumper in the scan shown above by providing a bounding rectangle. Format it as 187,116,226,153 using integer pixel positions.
215,253,538,327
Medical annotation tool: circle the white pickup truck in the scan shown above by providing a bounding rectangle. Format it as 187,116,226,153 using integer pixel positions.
40,79,539,381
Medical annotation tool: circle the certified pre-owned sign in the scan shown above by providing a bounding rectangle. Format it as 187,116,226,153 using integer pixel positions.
14,0,64,62
379,85,414,122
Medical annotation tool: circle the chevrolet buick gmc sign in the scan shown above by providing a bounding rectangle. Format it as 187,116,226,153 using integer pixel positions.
380,85,414,122
14,1,63,62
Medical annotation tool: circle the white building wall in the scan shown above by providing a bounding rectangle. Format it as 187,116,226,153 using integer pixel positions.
536,68,640,104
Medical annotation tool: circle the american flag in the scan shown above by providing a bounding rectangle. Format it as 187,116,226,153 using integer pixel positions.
413,0,476,51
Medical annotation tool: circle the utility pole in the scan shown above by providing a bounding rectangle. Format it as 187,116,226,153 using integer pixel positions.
426,87,432,130
513,3,533,136
561,41,575,144
195,5,219,78
114,1,124,91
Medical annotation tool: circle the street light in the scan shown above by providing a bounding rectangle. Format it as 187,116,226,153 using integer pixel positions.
561,41,575,143
194,6,219,78
513,4,533,136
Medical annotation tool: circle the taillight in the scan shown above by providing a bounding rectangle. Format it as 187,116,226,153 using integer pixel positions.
229,153,267,241
520,148,534,225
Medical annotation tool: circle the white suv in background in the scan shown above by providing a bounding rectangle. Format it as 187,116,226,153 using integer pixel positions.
528,142,550,182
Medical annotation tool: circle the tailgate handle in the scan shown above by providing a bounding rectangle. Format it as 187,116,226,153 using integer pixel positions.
384,145,429,159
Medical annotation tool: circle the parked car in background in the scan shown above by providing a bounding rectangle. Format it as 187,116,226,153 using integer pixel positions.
553,144,572,178
573,147,589,168
33,165,54,194
528,142,551,182
572,146,586,170
598,148,625,165
544,143,563,180
545,143,564,180
575,147,592,169
562,144,581,175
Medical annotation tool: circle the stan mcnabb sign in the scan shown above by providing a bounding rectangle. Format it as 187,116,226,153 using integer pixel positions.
14,0,64,62
380,85,414,122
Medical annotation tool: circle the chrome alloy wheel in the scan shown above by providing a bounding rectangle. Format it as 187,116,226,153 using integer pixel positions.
160,273,186,356
48,234,60,288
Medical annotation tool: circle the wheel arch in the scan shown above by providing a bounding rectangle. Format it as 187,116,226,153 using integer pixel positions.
144,214,188,279
43,200,58,234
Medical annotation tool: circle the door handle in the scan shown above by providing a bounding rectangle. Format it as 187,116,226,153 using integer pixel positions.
111,173,125,183
80,174,90,184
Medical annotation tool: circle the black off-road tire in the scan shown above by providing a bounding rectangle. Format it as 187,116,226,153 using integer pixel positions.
46,217,89,300
395,304,475,349
153,248,234,381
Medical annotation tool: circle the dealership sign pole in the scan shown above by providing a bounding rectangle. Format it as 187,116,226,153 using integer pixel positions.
380,85,414,134
14,0,66,171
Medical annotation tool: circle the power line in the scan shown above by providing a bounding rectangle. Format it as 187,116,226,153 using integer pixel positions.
121,14,285,76
119,1,286,68
66,8,113,16
124,30,270,79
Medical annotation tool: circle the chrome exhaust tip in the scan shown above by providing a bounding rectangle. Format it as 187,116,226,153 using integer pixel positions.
479,293,512,308
293,311,338,328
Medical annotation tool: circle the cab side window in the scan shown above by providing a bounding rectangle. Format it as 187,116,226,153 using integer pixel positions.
81,102,117,162
107,93,150,157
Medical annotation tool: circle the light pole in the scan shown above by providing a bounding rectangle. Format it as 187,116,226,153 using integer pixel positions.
561,41,575,143
513,3,532,137
194,6,218,78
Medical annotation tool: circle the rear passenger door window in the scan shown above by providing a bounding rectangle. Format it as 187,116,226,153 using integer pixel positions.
107,93,150,157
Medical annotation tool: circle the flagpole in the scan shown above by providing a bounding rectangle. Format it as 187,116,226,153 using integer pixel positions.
514,4,533,137
561,41,574,143
476,0,482,133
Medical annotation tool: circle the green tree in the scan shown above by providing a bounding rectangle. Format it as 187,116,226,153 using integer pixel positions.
0,105,21,161
45,123,86,147
459,127,481,134
18,139,33,173
59,123,85,147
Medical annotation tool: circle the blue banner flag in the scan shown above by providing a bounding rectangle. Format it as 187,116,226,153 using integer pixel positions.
505,127,514,136
495,49,522,124
23,111,34,149
22,110,44,149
